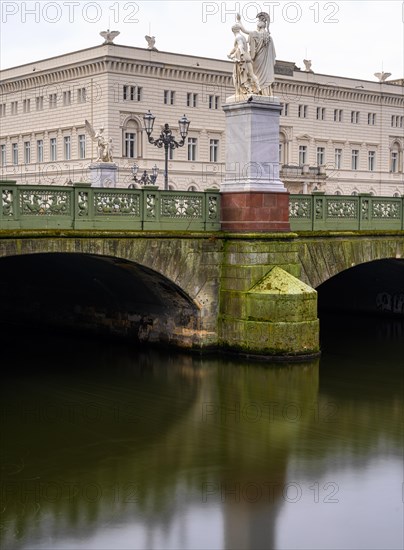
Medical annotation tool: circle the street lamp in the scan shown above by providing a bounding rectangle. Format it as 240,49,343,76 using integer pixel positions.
129,162,159,187
143,110,190,190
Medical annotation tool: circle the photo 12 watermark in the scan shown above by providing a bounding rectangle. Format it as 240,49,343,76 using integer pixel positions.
201,400,339,424
1,1,141,24
201,2,340,24
1,479,141,505
202,480,340,503
1,399,141,425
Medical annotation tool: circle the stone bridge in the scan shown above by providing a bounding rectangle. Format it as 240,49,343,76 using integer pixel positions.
0,230,402,358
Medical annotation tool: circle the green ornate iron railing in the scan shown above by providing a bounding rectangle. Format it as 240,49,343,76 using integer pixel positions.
1,183,403,232
289,193,404,231
0,182,221,231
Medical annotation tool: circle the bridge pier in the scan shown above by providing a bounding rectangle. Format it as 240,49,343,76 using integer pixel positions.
219,235,320,358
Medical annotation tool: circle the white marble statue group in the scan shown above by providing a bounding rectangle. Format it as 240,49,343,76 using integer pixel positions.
228,12,276,99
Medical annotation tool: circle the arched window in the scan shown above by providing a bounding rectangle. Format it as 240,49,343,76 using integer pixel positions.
122,118,141,159
390,141,402,173
188,185,197,192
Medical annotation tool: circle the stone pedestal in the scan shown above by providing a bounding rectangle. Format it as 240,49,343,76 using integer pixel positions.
221,96,290,232
89,162,118,188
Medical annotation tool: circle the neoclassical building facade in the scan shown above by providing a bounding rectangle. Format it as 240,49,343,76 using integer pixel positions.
1,41,403,195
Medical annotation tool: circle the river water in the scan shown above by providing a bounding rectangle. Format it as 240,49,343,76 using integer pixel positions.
1,315,403,550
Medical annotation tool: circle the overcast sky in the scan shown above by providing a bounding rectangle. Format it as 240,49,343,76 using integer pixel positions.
1,0,403,82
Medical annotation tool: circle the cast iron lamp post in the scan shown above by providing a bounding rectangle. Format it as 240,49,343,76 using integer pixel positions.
130,162,159,186
143,111,190,190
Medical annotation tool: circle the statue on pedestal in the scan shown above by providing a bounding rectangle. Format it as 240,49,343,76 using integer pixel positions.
85,120,114,163
229,12,276,98
85,120,117,187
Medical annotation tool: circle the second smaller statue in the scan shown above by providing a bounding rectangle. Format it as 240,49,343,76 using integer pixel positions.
228,12,276,99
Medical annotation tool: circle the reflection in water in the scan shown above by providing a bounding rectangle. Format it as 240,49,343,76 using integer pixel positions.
0,316,403,550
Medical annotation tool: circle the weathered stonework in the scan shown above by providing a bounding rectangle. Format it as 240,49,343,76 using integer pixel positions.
0,230,402,358
219,237,319,357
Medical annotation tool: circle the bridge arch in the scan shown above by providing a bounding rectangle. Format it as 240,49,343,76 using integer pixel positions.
296,236,404,289
0,252,204,348
0,235,222,350
316,258,404,317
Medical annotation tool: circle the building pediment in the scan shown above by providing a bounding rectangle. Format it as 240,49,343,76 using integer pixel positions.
296,134,312,141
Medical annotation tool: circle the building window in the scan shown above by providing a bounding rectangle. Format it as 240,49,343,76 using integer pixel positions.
333,109,343,122
77,88,87,103
334,148,342,170
209,95,220,109
50,138,57,161
24,141,31,164
187,93,198,107
63,91,71,106
367,113,376,125
123,85,142,101
351,111,360,124
1,144,6,166
351,149,359,170
298,105,308,118
124,132,136,158
49,93,57,109
210,139,219,162
23,99,30,113
64,136,71,160
36,96,44,111
282,103,289,116
390,143,402,173
37,140,43,163
164,90,175,105
11,101,18,115
316,147,325,166
188,137,197,161
368,150,376,171
316,107,325,120
12,143,18,165
298,145,307,165
0,103,6,117
391,151,398,172
78,134,86,159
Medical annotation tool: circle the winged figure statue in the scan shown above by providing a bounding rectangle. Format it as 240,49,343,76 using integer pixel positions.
85,120,114,163
100,29,120,45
